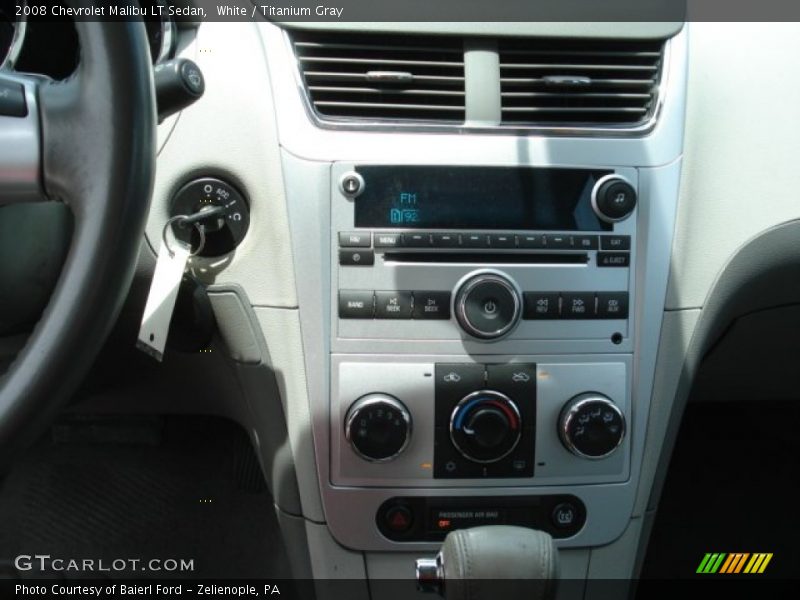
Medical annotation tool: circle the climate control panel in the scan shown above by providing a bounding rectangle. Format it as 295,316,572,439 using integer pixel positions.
333,356,630,488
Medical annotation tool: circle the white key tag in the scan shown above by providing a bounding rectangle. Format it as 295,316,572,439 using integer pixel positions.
136,217,203,361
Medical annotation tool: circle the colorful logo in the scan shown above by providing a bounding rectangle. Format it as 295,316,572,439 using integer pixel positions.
696,553,773,574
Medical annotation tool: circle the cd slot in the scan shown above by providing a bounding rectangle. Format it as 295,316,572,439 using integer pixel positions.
382,252,589,265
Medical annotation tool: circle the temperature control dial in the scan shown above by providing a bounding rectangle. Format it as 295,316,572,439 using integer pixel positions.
450,390,522,463
345,394,412,462
170,177,250,257
559,394,625,459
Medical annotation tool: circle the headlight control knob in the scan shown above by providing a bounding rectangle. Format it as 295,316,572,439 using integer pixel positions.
591,175,637,223
559,393,625,459
450,390,522,463
345,394,412,462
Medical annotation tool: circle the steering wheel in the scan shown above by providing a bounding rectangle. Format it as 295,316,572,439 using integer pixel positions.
0,20,156,457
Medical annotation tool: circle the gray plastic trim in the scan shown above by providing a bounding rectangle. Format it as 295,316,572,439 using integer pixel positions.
0,74,40,204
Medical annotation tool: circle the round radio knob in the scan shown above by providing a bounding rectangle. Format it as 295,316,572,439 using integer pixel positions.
591,175,637,223
454,273,522,340
450,391,522,463
559,394,625,459
345,394,411,462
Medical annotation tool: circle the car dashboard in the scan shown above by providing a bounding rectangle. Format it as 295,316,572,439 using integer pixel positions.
4,10,800,596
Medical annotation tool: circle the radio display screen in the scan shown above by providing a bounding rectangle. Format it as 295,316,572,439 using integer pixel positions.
353,166,613,231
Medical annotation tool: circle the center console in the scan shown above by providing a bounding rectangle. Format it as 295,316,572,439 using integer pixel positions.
266,22,687,555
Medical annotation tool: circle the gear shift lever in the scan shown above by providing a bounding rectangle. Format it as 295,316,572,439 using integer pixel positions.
416,526,558,600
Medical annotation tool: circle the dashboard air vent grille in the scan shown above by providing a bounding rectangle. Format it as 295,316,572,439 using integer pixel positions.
292,31,466,123
499,38,665,127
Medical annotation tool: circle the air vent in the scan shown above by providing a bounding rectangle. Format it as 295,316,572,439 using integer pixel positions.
291,31,466,123
499,38,664,128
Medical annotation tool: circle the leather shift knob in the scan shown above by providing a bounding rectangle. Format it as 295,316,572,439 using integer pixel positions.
417,526,559,600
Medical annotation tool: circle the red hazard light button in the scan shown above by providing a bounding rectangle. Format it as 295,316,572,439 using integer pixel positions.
385,506,414,533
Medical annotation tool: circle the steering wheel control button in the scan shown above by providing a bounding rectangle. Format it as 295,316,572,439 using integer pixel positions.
600,235,631,251
338,291,374,319
450,391,522,464
551,503,579,529
345,394,412,462
592,175,637,222
597,292,629,319
597,252,631,268
375,291,413,319
523,292,561,320
384,505,414,533
0,80,27,117
561,293,596,319
412,291,451,320
169,178,250,257
559,394,626,459
455,273,522,340
339,248,374,266
339,172,365,198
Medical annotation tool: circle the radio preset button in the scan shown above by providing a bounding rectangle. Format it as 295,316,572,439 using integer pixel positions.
412,291,451,320
462,233,490,248
597,292,629,319
338,291,374,318
402,233,432,248
572,235,599,250
518,234,546,249
432,233,460,247
597,252,630,267
523,292,561,319
544,234,571,249
375,291,413,319
339,249,374,266
561,293,596,319
338,231,371,248
374,232,401,247
600,235,631,251
489,234,515,248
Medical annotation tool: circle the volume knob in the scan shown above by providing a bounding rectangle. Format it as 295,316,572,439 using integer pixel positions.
454,272,522,340
345,394,412,462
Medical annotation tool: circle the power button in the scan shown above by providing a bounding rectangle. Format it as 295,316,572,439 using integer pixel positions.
454,273,521,340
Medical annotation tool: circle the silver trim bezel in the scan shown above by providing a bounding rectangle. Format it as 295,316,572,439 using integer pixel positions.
559,393,626,460
344,393,413,463
282,29,672,138
449,389,523,464
454,271,522,340
1,9,27,70
590,173,637,224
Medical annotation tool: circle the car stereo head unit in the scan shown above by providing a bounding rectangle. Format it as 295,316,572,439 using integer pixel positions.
331,164,638,345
